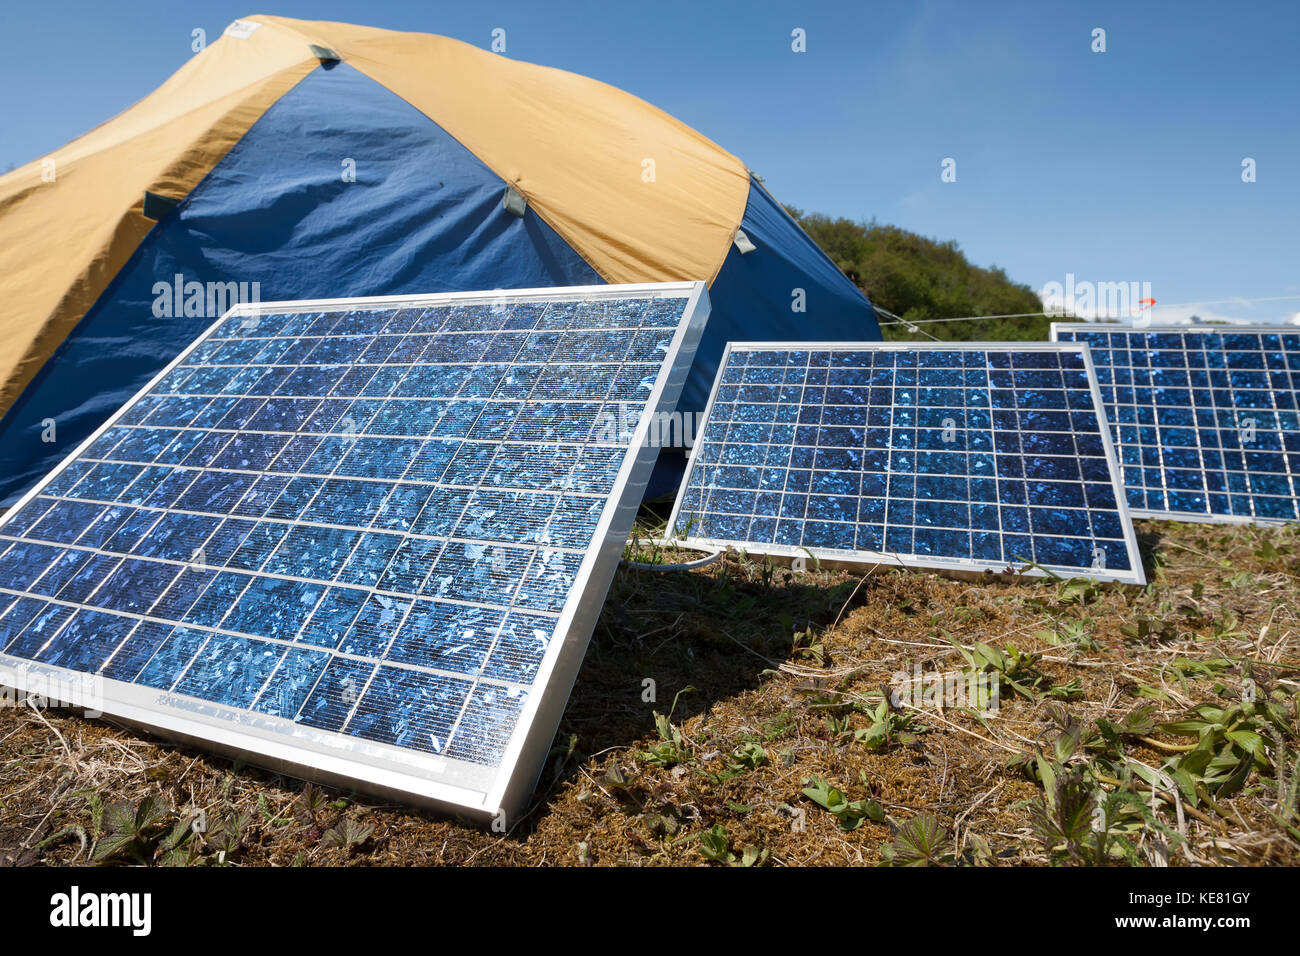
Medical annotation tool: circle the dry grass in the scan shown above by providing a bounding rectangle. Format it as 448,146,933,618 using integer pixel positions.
2,517,1298,866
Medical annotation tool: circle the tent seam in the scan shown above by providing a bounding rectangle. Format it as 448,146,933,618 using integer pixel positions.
339,60,616,285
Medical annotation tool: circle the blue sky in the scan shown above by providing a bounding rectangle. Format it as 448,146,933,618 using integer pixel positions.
2,0,1296,323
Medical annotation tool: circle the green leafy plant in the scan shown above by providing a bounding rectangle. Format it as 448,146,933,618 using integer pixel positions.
637,686,696,768
801,775,884,830
642,805,685,839
879,814,953,866
1009,705,1189,865
728,742,768,772
1093,702,1159,755
1029,767,1094,858
1157,695,1292,804
321,816,375,853
203,810,251,863
295,782,329,823
91,795,171,864
1035,617,1094,649
853,698,928,751
623,519,676,566
1254,538,1283,561
1056,577,1102,606
1120,615,1179,644
1029,767,1171,866
697,825,734,863
696,825,767,866
1265,742,1300,841
155,816,201,867
795,547,821,573
947,637,1077,701
735,845,769,867
791,625,827,666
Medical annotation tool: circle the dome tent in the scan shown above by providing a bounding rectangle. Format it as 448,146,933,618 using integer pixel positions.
0,14,879,505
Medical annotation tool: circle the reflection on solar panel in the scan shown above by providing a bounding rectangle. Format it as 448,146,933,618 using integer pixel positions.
0,282,708,820
1052,324,1300,524
668,343,1144,584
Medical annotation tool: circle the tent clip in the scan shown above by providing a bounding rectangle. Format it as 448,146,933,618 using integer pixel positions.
503,185,527,218
309,44,341,63
142,191,180,222
733,229,757,255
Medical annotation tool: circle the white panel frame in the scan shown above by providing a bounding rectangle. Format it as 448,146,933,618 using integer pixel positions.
0,281,711,823
1051,322,1300,525
667,340,1146,586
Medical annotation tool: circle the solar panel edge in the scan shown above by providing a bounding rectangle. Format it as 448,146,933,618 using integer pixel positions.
0,281,711,822
1077,341,1147,581
665,339,740,550
1119,509,1291,526
486,280,711,817
1049,322,1300,334
0,651,497,808
668,341,1147,586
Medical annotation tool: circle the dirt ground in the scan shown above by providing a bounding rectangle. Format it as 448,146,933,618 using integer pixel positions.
1,517,1297,866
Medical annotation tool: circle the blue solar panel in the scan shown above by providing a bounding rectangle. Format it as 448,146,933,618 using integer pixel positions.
0,283,709,820
669,343,1144,584
1052,324,1300,523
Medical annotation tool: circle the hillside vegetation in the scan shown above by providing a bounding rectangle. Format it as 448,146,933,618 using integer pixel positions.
792,210,1053,342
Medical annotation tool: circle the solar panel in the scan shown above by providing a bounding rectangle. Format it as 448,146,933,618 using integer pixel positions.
1052,323,1300,524
668,342,1144,584
0,282,709,821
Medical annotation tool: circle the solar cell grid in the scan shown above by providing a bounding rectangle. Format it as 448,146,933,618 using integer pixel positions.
670,342,1144,583
1052,324,1300,523
0,283,708,818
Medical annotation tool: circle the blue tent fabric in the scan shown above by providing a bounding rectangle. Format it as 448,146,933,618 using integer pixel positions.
0,66,878,507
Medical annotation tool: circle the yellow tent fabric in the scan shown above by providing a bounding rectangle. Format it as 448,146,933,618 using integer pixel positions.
0,14,751,420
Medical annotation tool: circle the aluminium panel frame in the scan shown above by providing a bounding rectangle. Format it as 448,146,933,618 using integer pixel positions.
1051,321,1300,526
667,340,1146,586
